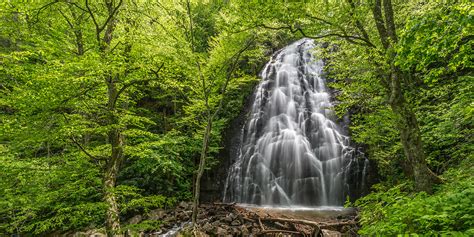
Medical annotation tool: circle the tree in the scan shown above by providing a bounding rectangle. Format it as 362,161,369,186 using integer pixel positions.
181,1,256,227
0,0,173,235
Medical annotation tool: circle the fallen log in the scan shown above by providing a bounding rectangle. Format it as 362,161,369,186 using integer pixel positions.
259,218,265,230
211,202,236,206
319,220,356,228
260,229,302,235
262,217,320,236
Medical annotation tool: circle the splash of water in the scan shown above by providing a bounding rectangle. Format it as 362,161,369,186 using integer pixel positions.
223,39,366,207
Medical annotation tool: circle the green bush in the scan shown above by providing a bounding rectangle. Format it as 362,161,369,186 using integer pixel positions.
355,162,474,235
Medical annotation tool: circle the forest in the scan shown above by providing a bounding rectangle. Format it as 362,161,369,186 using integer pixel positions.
0,0,472,236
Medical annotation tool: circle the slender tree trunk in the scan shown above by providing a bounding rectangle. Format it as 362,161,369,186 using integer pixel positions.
192,116,212,226
99,2,122,234
104,77,123,236
389,69,441,192
104,151,121,236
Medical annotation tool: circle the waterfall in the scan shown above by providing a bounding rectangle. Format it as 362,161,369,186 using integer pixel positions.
223,38,367,207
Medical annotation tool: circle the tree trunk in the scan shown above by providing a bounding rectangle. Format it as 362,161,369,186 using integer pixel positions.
192,116,213,226
389,69,440,192
104,150,121,236
104,77,123,236
371,0,440,192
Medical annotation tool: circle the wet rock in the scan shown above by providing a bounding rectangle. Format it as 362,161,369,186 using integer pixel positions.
126,215,142,225
231,227,241,235
212,220,221,227
178,201,190,209
223,215,233,223
202,223,213,233
74,230,106,237
148,209,166,220
322,229,342,237
177,210,190,220
230,220,241,226
241,225,250,236
216,227,227,235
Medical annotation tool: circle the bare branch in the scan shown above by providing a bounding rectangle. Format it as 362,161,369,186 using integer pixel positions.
143,12,182,43
258,23,376,48
31,0,60,24
58,9,74,29
347,0,372,44
98,0,123,34
212,38,254,118
110,63,165,108
70,136,102,161
66,1,88,13
85,0,101,43
186,0,195,51
304,13,334,27
61,114,105,162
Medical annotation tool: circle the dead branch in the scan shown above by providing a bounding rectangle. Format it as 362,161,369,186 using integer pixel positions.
259,218,265,230
262,217,321,236
260,229,302,235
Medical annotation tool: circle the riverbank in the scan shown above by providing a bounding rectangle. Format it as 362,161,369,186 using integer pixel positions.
121,202,359,236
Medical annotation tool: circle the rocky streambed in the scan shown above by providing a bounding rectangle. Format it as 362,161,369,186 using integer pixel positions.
123,202,360,236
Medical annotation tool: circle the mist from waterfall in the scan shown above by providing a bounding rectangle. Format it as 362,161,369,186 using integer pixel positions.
223,39,366,207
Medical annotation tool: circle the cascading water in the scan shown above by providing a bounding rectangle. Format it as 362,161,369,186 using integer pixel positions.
223,38,367,207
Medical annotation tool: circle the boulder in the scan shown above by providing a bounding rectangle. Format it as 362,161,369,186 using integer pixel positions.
230,220,241,226
215,227,227,236
241,225,250,236
148,209,166,220
178,201,190,209
126,215,142,225
222,215,233,223
321,229,342,237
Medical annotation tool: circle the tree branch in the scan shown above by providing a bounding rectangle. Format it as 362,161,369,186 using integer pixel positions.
66,1,88,13
258,23,376,48
382,0,398,43
111,63,165,107
98,0,123,34
212,38,254,119
58,8,74,29
70,136,103,161
372,0,390,49
31,0,60,24
85,0,101,43
347,0,373,45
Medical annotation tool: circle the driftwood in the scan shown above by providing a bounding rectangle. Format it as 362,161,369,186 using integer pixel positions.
259,218,265,230
260,229,302,235
262,217,321,236
319,220,357,228
211,202,236,206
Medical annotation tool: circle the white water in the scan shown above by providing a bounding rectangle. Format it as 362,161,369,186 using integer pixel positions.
224,39,364,207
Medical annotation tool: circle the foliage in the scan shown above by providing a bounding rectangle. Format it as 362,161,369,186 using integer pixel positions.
350,2,474,235
355,161,474,235
0,0,281,234
1,0,472,235
0,146,106,234
395,2,473,84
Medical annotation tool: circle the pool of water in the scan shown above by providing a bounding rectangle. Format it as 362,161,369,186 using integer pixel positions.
238,204,356,219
